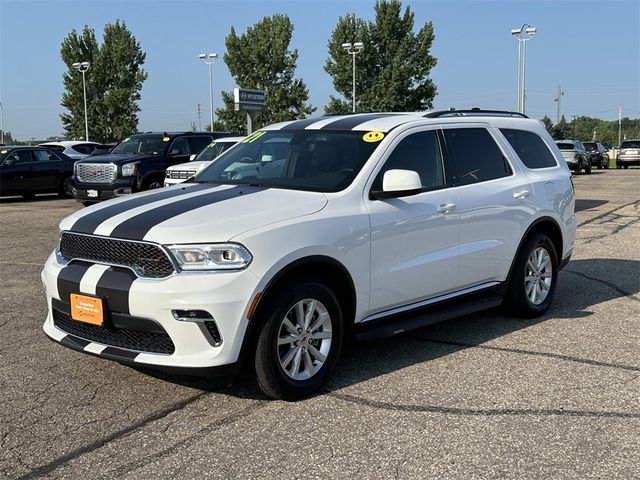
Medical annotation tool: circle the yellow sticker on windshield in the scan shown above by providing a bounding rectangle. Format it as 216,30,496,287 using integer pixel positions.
243,131,266,143
363,131,384,143
163,137,171,142
123,137,130,142
0,150,7,154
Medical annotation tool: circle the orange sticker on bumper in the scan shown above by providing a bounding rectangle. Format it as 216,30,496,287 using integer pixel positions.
70,294,104,326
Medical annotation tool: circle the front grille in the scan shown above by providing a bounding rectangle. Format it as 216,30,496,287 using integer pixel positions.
60,232,175,278
166,170,195,180
53,309,175,354
77,163,117,183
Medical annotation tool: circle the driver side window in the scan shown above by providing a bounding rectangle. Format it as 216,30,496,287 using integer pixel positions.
373,130,445,192
169,138,189,156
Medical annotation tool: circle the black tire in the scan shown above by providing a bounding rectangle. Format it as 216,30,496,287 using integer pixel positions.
624,165,629,169
142,176,164,191
81,201,94,207
22,193,35,200
584,160,592,174
604,161,609,169
502,232,558,318
253,277,344,400
617,163,622,169
58,175,73,198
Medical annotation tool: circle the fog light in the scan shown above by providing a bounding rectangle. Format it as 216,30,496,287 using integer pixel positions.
172,309,213,322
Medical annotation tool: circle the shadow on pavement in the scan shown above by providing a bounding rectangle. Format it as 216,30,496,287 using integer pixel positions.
575,199,608,212
135,258,640,398
0,194,62,204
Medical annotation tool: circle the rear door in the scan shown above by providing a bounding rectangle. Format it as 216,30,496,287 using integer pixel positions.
32,149,63,191
441,125,532,288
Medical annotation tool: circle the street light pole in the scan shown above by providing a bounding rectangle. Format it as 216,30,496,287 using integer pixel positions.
341,42,364,113
198,53,218,131
0,101,4,144
510,24,536,114
72,61,91,141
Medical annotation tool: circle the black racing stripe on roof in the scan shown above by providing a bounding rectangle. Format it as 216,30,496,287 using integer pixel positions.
279,117,327,131
70,184,212,234
109,185,264,240
319,113,398,131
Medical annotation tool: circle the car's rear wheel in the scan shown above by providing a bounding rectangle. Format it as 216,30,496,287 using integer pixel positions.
584,160,592,174
58,175,73,198
253,278,343,400
503,232,558,318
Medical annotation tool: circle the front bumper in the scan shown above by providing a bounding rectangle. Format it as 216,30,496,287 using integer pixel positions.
41,251,261,372
73,176,136,202
164,176,194,187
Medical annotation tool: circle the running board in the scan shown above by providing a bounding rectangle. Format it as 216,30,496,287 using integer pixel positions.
355,294,503,342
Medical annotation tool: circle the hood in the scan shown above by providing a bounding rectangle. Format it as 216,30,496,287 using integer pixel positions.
61,183,328,243
167,160,210,172
76,153,156,165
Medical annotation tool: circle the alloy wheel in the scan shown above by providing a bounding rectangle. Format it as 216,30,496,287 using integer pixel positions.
277,298,332,381
524,247,553,305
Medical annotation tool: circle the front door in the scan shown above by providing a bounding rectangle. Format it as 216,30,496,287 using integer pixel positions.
0,150,35,195
367,128,460,315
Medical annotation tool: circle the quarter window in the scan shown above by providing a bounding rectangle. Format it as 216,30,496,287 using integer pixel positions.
443,128,511,186
500,129,557,169
373,130,444,192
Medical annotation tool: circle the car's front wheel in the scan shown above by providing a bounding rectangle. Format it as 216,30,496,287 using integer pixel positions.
503,232,558,318
253,278,343,400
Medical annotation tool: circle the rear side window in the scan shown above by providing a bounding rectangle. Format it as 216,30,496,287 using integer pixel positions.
33,150,59,161
443,128,511,186
43,145,65,153
72,144,96,155
500,129,557,169
188,136,213,154
373,130,445,192
556,143,575,150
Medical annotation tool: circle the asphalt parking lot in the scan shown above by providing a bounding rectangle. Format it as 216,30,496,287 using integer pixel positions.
1,169,639,479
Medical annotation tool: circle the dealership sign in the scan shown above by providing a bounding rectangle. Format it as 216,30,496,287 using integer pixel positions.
234,88,266,112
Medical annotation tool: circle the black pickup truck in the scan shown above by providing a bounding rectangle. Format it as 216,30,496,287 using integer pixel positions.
72,131,235,204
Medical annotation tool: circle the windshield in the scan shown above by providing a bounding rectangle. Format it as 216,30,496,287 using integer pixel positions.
111,134,167,155
195,141,238,162
194,130,382,192
582,142,596,150
621,140,640,149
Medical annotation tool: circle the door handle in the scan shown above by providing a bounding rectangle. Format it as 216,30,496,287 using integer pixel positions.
513,190,529,199
437,203,456,213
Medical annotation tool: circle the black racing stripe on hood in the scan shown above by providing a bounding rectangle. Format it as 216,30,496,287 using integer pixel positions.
279,117,326,131
109,185,264,240
319,113,397,131
70,184,213,234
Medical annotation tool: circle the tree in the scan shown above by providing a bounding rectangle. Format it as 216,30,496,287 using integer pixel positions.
60,20,147,142
552,115,572,140
215,15,315,134
324,0,437,114
541,115,554,135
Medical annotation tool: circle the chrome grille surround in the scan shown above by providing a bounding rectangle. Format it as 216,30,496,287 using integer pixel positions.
76,163,117,183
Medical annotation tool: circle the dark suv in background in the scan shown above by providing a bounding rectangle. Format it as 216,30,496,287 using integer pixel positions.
0,146,75,199
72,131,235,204
582,142,609,169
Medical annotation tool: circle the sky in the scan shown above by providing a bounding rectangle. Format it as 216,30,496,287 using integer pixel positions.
0,0,638,140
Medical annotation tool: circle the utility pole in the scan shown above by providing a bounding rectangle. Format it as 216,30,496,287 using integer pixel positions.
553,85,564,123
618,106,622,146
196,104,202,131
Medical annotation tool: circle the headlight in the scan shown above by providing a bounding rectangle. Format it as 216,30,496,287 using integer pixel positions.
121,163,137,176
167,243,252,271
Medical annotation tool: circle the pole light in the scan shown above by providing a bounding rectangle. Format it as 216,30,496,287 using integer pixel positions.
198,52,218,131
72,61,91,141
510,24,536,114
554,85,565,123
341,41,364,113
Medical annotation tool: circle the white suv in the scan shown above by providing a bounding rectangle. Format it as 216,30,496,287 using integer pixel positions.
42,110,576,400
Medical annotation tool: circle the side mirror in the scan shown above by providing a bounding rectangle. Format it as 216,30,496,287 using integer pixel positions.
371,169,422,200
2,158,15,167
189,154,197,161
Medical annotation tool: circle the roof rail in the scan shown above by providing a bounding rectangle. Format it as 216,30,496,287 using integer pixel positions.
424,108,529,119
